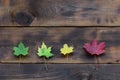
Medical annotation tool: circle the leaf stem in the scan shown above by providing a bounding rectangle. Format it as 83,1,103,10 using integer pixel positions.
67,54,69,61
94,55,99,70
94,55,97,80
44,57,48,71
19,55,21,73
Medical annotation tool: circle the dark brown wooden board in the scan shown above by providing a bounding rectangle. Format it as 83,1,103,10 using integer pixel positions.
0,0,120,80
1,0,120,26
0,27,119,64
0,64,119,80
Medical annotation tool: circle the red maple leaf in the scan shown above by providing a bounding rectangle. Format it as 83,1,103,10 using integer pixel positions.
83,39,106,56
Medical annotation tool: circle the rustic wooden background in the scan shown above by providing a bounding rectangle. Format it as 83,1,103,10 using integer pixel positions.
0,0,120,80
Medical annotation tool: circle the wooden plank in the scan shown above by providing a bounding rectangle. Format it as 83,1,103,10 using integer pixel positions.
0,64,119,80
1,0,120,26
0,27,119,63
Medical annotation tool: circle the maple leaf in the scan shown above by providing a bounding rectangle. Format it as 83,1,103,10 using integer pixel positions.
37,42,53,59
60,44,74,55
13,42,29,56
83,39,106,56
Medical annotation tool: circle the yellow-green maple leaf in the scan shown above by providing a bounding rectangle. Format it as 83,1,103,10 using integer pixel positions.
37,42,53,59
60,44,74,55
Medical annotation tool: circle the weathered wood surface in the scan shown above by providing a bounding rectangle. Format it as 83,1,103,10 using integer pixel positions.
1,0,120,26
0,27,119,64
0,64,119,80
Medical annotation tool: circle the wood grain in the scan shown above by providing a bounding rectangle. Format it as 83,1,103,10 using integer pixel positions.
0,64,119,80
0,27,119,64
1,0,120,26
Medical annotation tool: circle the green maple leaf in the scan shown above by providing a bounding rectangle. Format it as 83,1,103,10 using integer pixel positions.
37,42,53,59
13,42,29,56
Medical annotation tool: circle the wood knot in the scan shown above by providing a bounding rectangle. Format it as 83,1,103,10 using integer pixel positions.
12,11,34,26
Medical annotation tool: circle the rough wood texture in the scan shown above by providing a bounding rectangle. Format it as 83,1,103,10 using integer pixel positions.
0,27,119,64
0,64,119,80
0,0,120,79
1,0,120,26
